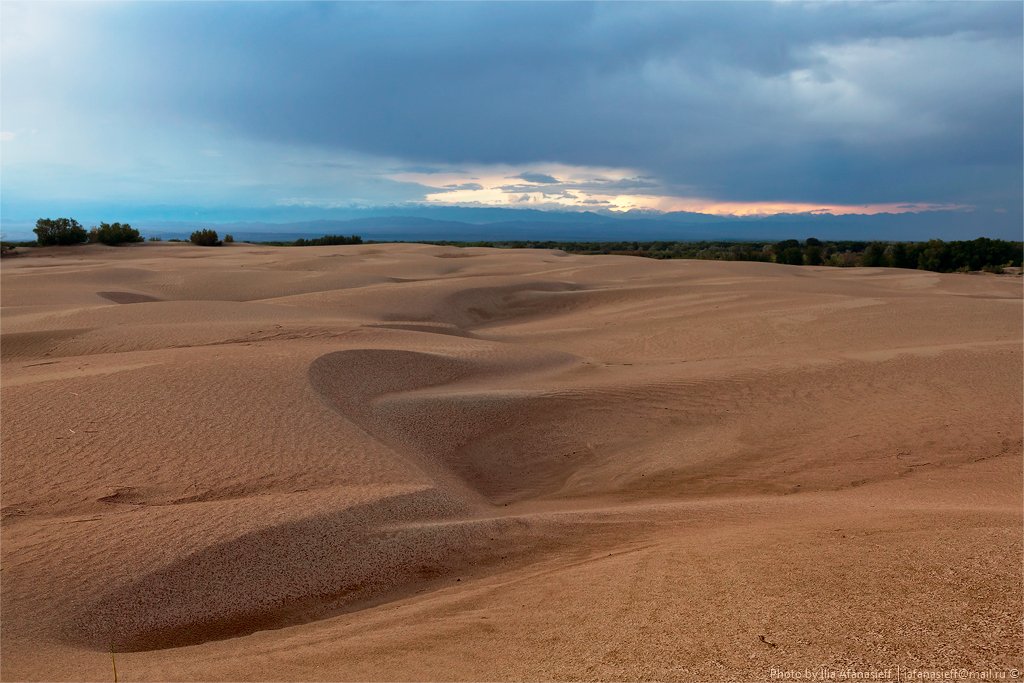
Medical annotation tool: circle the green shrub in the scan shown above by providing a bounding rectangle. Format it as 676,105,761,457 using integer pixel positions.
223,234,235,243
860,242,888,267
190,229,222,246
34,217,88,246
90,222,143,245
827,251,860,267
776,246,805,265
148,236,162,242
804,244,823,266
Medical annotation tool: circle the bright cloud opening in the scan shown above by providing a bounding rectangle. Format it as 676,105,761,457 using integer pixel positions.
397,164,969,216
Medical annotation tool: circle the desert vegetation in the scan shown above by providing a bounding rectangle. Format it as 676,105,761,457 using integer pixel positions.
290,234,363,246
89,222,143,246
413,237,1023,273
26,217,141,247
189,229,222,246
9,220,1020,275
32,218,88,246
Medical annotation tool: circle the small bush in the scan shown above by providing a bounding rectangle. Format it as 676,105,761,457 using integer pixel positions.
148,236,162,242
34,217,88,246
90,222,143,245
190,229,222,246
223,234,235,243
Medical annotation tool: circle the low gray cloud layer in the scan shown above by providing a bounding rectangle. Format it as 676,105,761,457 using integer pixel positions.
1,1,1021,229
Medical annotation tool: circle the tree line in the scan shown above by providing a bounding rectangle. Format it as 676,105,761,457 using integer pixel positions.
4,218,244,248
258,234,364,246
8,218,1020,273
31,218,145,246
416,237,1023,273
4,220,364,250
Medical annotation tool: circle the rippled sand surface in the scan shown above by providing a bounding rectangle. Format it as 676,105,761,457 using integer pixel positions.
2,242,1020,681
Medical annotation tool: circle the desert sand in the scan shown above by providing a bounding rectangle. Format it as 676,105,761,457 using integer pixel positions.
1,242,1020,681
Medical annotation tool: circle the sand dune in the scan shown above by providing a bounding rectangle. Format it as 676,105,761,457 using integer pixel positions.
1,242,1020,681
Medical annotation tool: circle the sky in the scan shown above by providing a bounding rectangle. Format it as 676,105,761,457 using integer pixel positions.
1,1,1022,238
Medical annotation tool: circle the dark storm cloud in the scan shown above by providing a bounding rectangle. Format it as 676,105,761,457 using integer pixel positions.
392,164,462,175
514,172,561,184
3,1,1022,217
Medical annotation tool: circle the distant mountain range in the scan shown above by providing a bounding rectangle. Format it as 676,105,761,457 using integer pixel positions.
2,204,1020,242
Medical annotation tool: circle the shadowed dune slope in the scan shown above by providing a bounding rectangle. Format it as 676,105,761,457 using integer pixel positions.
1,243,1020,681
